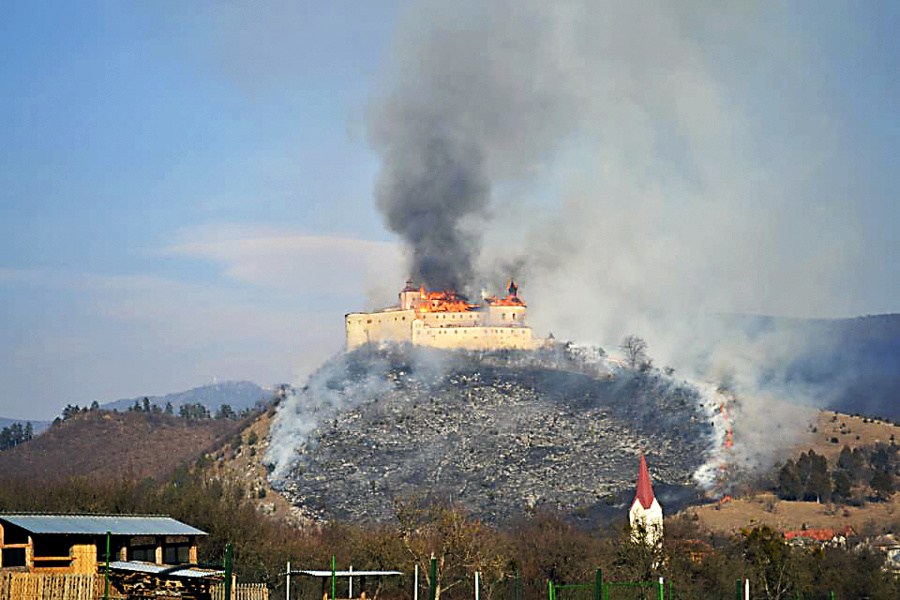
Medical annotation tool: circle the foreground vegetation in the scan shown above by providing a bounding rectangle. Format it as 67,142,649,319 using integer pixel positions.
1,465,898,600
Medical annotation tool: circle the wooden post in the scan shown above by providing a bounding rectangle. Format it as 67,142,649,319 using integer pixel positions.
286,561,291,600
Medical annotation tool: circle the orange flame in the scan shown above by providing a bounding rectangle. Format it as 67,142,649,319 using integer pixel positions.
485,293,525,307
415,286,479,313
719,402,734,450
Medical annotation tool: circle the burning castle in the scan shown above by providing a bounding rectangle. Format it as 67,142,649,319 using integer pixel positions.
345,280,538,351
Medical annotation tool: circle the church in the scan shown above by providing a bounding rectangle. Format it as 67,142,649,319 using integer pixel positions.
629,453,664,546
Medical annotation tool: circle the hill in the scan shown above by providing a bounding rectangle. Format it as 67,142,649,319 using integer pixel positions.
102,380,270,414
266,344,715,524
0,410,244,482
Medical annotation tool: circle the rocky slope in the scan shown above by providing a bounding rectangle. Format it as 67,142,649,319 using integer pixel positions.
269,344,717,524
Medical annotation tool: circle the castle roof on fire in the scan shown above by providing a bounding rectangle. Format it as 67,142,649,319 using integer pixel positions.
345,280,538,351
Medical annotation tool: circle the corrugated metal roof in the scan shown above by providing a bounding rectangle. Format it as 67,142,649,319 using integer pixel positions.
0,514,206,536
108,561,224,579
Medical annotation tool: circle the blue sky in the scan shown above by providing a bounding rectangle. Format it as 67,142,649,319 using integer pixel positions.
1,1,897,420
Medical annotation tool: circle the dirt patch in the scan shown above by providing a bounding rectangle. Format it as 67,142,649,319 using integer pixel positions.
684,492,900,536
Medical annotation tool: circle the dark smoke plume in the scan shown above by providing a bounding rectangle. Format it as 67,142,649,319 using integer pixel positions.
372,118,488,292
368,2,577,293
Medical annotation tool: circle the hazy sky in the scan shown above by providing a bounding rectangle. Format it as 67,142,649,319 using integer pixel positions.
1,1,897,420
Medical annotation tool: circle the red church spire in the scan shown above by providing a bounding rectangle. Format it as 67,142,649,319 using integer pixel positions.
634,453,656,510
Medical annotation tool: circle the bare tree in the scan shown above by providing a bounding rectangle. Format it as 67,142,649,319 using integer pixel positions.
394,496,506,600
620,335,648,369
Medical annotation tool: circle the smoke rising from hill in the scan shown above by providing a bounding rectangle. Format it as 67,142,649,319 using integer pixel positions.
366,0,885,467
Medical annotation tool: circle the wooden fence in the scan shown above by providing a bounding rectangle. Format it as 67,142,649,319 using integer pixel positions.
0,572,98,600
211,583,269,600
0,572,266,600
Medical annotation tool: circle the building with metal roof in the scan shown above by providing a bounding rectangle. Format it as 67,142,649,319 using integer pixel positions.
0,513,206,575
0,513,206,537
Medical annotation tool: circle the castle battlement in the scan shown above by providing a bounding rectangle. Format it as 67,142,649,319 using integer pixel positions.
345,281,538,351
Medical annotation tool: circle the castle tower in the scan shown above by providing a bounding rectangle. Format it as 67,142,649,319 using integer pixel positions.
399,279,421,310
629,453,664,546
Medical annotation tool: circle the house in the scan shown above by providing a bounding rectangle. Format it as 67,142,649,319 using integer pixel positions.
0,513,206,574
782,525,855,549
864,534,900,572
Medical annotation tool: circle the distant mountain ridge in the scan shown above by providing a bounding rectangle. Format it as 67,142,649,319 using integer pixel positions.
693,313,900,420
102,380,271,414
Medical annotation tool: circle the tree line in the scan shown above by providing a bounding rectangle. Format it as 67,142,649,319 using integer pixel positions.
1,465,898,600
775,443,897,504
57,400,247,422
0,421,33,451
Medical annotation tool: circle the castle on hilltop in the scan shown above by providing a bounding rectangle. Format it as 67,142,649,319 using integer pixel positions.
345,280,538,351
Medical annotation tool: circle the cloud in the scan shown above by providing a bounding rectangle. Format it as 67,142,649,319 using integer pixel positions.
0,229,403,418
160,224,405,303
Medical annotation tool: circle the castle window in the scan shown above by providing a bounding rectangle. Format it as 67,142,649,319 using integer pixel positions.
366,320,372,324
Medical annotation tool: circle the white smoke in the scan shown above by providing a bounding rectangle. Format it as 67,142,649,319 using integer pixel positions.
366,0,860,473
266,345,453,479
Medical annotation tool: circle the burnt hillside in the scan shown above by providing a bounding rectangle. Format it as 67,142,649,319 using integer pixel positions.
0,411,243,482
269,345,715,524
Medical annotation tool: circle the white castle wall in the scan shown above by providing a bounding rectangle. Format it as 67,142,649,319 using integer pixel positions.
346,306,536,351
412,322,536,350
345,309,416,348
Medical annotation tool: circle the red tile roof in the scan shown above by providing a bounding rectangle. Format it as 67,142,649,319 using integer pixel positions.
634,453,656,510
784,527,844,542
